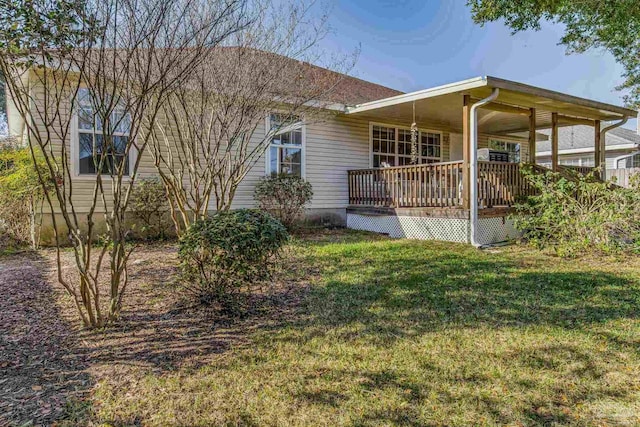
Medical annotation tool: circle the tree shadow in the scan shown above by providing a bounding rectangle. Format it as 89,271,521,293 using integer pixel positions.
64,245,308,374
0,251,92,426
272,234,640,425
23,232,640,426
286,243,639,342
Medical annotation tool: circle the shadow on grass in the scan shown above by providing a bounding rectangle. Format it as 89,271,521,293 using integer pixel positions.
39,232,640,426
273,234,640,425
292,241,639,340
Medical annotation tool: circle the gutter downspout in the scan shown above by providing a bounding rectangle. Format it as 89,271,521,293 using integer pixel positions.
469,88,500,247
600,117,628,179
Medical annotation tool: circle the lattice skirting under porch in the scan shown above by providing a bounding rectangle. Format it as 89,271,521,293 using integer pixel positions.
346,213,520,245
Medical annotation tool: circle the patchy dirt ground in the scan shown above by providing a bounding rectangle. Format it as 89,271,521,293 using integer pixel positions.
0,242,309,426
0,252,90,426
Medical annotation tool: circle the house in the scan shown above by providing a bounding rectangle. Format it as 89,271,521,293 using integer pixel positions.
5,66,638,246
536,125,640,170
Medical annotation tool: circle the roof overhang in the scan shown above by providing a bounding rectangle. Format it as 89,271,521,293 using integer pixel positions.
536,143,638,157
345,76,637,136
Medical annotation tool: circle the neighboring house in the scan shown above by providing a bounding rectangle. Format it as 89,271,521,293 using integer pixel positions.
536,125,640,169
5,64,638,245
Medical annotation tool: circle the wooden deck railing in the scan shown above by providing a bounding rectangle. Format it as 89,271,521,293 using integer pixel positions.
477,161,537,207
348,161,464,208
557,165,597,176
348,161,540,209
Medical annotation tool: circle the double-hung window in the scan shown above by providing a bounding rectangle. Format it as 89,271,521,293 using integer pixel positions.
488,139,520,163
76,88,131,176
267,113,304,177
371,124,442,167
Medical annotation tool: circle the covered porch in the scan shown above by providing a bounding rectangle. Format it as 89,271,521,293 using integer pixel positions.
348,160,536,210
342,76,636,244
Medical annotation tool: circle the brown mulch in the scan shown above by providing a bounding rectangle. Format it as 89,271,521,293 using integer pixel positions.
0,242,311,426
0,252,90,426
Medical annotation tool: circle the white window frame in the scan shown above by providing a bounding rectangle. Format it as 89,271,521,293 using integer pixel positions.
70,90,137,180
264,113,306,178
369,122,443,168
614,151,640,169
559,156,595,167
488,138,522,163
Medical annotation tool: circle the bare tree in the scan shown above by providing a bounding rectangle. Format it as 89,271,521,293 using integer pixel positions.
149,0,357,235
0,0,249,327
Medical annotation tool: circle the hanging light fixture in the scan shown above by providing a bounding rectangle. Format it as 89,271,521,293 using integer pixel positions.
410,101,418,164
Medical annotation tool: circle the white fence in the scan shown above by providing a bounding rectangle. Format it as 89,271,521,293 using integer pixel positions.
606,168,640,187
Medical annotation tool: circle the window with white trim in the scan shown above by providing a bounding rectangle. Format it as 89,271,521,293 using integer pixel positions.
371,124,441,167
559,156,595,167
76,88,131,175
488,139,520,163
614,152,640,169
267,113,303,176
420,131,442,163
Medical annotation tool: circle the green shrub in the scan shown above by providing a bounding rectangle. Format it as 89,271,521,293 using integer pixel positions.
254,173,313,230
129,177,170,239
0,143,52,249
178,209,289,311
512,166,640,256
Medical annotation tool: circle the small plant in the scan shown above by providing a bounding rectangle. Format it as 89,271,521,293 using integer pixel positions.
254,174,313,230
178,209,289,312
0,143,52,249
512,166,640,256
129,178,170,240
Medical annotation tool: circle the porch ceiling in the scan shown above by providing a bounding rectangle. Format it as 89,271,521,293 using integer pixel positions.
345,76,638,136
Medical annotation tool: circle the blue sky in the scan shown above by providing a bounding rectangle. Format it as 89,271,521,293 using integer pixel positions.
320,0,637,131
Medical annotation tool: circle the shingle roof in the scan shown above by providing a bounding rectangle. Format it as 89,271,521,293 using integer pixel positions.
208,47,404,106
72,46,404,107
315,72,404,105
537,125,640,153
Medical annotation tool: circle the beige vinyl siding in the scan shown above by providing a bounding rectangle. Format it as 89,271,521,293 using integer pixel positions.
28,74,161,214
305,115,369,209
26,73,531,215
228,123,267,209
228,114,371,210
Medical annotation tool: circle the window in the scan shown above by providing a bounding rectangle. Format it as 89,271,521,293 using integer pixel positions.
397,129,412,166
420,132,441,163
76,88,131,175
560,156,595,167
488,139,520,163
616,152,640,169
559,158,580,166
372,125,396,167
267,113,304,176
371,124,441,167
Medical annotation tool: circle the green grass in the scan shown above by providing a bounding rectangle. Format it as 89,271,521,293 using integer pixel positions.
81,230,640,426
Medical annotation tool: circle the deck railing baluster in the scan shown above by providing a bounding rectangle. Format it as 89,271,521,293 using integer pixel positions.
349,160,531,209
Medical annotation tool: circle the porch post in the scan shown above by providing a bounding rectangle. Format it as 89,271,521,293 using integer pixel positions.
462,94,471,209
551,112,559,172
528,108,536,164
594,120,601,176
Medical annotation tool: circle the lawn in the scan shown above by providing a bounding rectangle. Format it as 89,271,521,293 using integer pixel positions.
3,229,640,426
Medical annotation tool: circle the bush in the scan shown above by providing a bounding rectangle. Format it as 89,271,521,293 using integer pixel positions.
178,209,289,311
512,167,640,256
254,173,313,230
129,178,170,239
0,143,52,249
